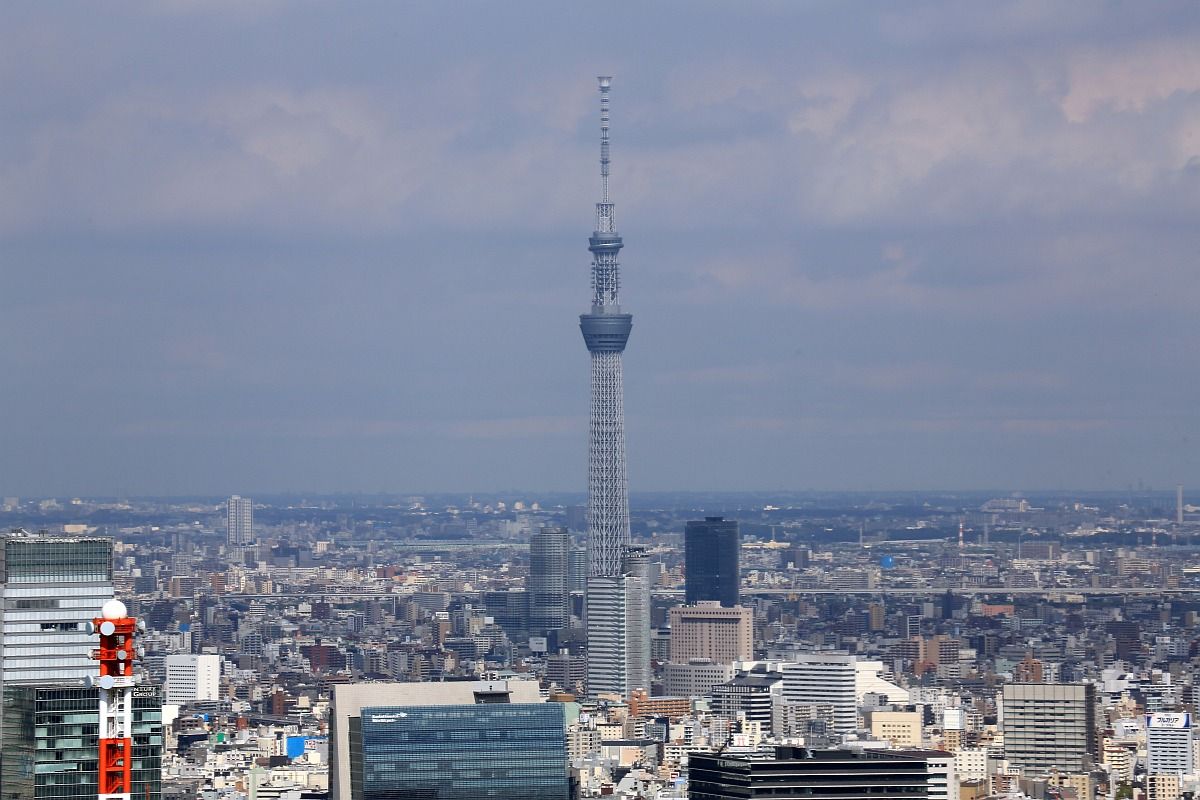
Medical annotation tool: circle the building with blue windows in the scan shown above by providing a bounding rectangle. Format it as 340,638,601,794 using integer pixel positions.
0,684,162,800
358,703,568,800
330,680,569,800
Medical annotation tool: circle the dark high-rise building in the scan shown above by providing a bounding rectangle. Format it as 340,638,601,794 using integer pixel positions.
530,526,570,635
689,747,930,800
1,684,163,800
685,517,740,607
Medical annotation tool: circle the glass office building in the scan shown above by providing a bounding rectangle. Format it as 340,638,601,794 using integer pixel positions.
0,684,162,800
355,702,568,800
684,517,740,607
0,534,115,688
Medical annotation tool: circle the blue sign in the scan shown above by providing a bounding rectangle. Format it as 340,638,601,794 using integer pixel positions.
286,736,309,760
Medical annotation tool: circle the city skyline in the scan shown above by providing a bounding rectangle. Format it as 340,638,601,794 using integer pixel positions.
4,3,1200,496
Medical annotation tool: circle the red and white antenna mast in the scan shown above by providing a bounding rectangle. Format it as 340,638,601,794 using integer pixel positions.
88,598,142,800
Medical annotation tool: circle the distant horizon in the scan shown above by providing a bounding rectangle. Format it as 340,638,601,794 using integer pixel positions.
1,486,1190,503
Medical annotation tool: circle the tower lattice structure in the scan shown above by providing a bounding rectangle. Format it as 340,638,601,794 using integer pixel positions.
580,75,632,579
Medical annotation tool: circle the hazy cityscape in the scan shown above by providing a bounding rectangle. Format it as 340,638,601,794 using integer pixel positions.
4,3,1200,800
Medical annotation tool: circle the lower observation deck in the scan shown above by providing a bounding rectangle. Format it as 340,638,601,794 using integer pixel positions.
580,312,632,353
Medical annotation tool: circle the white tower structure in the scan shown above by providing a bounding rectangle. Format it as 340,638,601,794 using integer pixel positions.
579,77,647,697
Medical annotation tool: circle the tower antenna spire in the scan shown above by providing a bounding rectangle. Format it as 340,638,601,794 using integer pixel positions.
599,76,611,204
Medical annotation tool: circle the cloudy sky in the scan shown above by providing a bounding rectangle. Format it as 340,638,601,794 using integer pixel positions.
3,2,1199,496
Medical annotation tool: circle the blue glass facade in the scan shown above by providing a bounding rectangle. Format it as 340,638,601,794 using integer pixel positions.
358,703,568,800
685,516,740,607
0,685,162,800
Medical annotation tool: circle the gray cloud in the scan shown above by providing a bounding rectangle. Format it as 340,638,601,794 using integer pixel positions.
2,2,1199,494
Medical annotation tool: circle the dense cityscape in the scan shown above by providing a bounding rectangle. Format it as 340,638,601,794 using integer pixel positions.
3,490,1200,798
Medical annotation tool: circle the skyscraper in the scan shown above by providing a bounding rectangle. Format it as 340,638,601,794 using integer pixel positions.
227,494,252,548
580,76,648,698
530,526,570,636
0,532,115,689
586,548,651,698
0,533,161,800
685,516,740,607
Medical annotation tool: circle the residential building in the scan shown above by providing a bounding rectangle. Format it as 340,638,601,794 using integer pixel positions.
530,527,570,635
1147,774,1182,800
227,495,253,548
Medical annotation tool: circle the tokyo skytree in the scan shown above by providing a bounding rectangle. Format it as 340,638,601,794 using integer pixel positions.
581,77,649,699
580,75,632,579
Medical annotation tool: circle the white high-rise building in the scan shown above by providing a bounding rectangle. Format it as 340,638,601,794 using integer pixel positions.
0,532,115,688
227,495,253,548
164,653,221,704
585,548,650,698
1147,713,1194,775
780,653,858,734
